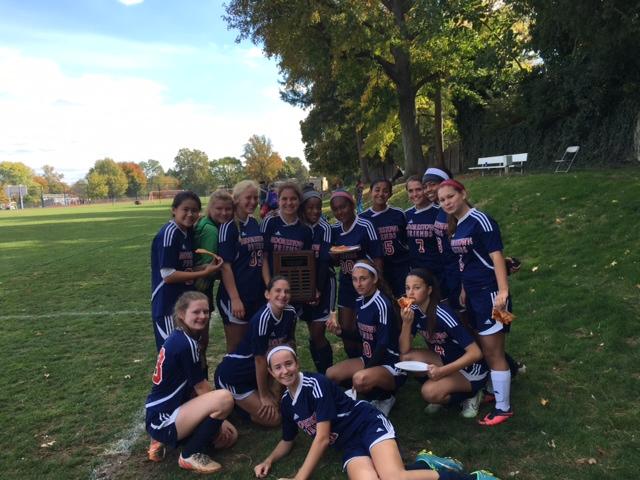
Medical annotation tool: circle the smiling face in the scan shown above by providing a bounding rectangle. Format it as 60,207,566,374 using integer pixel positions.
406,180,426,207
210,199,234,225
423,181,441,203
437,185,467,217
370,181,391,210
302,197,322,225
172,199,200,230
268,350,299,388
179,299,210,333
405,275,432,308
278,187,300,219
352,267,377,297
265,278,291,312
236,187,258,217
330,196,355,225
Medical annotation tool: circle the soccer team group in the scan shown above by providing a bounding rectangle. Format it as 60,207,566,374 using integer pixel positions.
145,168,518,479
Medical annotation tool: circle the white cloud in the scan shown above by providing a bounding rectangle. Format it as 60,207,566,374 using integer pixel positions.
0,48,306,181
118,0,144,6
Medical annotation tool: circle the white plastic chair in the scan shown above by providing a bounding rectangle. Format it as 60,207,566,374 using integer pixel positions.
554,146,580,173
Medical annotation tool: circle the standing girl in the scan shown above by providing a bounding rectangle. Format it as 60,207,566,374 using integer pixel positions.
300,187,336,374
145,292,237,473
255,346,499,480
329,189,383,359
326,260,404,416
437,179,513,426
217,180,264,352
399,269,487,418
214,277,297,427
361,178,410,298
150,191,223,351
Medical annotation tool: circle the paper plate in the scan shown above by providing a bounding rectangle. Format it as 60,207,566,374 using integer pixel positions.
395,361,429,372
329,245,361,254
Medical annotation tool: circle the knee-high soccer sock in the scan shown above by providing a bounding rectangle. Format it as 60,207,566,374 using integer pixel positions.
181,417,223,458
309,340,333,374
491,369,511,411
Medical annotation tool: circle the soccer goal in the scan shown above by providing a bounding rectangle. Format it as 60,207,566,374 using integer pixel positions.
148,190,184,201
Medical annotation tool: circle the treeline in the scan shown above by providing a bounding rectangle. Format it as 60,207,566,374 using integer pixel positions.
0,134,308,207
224,0,640,181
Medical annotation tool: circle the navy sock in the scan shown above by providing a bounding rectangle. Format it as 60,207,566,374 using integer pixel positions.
309,341,333,374
439,472,474,480
181,417,223,458
344,342,362,359
448,391,473,406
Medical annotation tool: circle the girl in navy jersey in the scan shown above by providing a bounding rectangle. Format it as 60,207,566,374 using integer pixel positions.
255,346,500,480
261,182,313,285
214,277,297,427
329,190,383,359
300,187,336,374
399,269,487,418
361,178,410,298
145,292,237,473
405,175,443,280
217,180,264,352
150,192,223,351
326,260,404,416
437,179,513,426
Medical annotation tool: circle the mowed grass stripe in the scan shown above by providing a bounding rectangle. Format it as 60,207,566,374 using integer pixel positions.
0,172,639,479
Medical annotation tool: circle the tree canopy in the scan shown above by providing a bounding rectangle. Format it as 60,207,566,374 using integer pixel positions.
242,134,284,183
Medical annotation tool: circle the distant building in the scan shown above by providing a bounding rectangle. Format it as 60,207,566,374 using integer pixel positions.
308,176,328,193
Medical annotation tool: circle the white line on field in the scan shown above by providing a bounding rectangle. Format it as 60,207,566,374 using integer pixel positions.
0,310,148,320
89,407,146,480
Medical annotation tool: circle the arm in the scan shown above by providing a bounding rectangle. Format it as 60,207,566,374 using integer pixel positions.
398,307,414,354
164,257,222,284
292,421,332,480
262,251,271,286
255,355,278,420
254,439,295,478
220,262,245,319
489,250,509,310
429,343,483,381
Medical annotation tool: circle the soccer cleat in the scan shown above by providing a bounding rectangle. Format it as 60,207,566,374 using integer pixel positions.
178,453,222,474
478,408,513,426
370,395,396,416
460,390,483,418
415,450,464,472
147,439,166,462
423,403,443,415
471,469,502,480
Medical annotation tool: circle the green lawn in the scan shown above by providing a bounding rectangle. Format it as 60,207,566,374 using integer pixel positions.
1,170,639,479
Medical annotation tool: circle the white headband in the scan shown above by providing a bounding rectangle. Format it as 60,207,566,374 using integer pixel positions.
267,345,297,366
423,167,450,182
353,262,378,280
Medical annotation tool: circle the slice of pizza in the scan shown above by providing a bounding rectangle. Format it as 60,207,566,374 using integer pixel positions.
491,308,516,325
397,297,415,309
195,248,216,257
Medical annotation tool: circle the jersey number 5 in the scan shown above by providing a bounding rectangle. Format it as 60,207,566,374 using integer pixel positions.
152,347,166,385
384,240,395,256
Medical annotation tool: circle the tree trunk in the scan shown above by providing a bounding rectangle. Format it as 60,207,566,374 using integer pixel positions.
434,82,445,168
355,127,371,182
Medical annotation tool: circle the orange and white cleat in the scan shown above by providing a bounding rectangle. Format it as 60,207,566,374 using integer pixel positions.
178,453,222,474
147,439,166,462
478,408,513,426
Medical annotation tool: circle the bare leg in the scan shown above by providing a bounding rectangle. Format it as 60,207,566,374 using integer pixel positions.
421,372,472,405
223,323,248,353
352,367,396,394
339,306,361,357
346,456,381,480
235,391,281,428
370,439,440,480
326,358,364,384
174,390,234,440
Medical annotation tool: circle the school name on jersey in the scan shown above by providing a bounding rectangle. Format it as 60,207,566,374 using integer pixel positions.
297,413,339,444
357,322,376,341
268,336,289,348
239,235,263,250
433,220,448,237
377,225,399,241
270,236,304,251
419,330,448,344
407,223,435,238
178,251,194,266
450,237,473,254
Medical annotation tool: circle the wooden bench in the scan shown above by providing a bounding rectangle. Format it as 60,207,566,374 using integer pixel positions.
469,153,528,175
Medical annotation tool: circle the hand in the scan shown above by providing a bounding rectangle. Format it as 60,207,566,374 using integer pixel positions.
254,461,271,478
400,306,413,324
203,255,223,275
258,394,278,422
231,297,246,320
308,289,321,306
326,312,342,336
458,288,467,308
213,420,237,450
493,290,509,311
427,365,444,381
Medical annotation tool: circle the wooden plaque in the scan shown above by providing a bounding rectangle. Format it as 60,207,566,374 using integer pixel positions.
273,250,316,302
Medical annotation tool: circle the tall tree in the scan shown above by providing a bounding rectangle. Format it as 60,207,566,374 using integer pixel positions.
41,165,66,194
118,162,148,198
171,148,212,194
210,156,245,188
242,135,283,183
86,158,127,199
0,161,34,186
279,156,309,183
139,159,165,183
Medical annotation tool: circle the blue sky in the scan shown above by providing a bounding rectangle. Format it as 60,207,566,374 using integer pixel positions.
0,0,306,181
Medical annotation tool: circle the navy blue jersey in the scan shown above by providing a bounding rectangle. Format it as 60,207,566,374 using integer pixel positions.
310,217,335,286
280,372,372,451
331,216,383,281
262,214,313,275
449,208,503,292
433,207,457,273
405,204,442,273
145,330,205,413
360,206,410,267
356,290,399,365
151,221,195,317
217,217,264,302
219,303,298,382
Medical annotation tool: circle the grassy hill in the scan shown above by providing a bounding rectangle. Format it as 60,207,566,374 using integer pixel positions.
0,169,638,479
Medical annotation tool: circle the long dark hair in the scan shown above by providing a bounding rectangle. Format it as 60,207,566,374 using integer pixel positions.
406,268,441,338
172,191,201,210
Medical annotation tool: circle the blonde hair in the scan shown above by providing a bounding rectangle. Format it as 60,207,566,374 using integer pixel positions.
277,181,302,201
232,180,259,202
207,189,233,217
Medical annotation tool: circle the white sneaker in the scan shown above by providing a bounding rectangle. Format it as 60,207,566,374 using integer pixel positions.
370,395,396,416
461,390,483,418
423,403,443,415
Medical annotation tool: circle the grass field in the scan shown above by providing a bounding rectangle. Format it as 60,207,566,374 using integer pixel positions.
1,170,639,479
